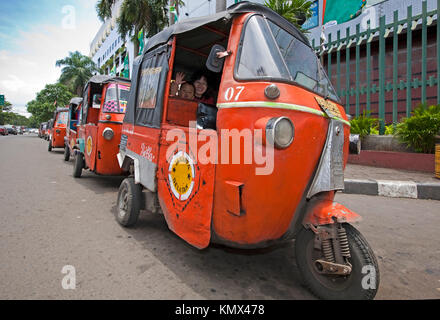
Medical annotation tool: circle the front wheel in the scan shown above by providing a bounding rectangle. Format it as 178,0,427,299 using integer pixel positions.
73,152,83,178
64,145,70,161
48,140,52,152
115,177,142,227
295,223,379,300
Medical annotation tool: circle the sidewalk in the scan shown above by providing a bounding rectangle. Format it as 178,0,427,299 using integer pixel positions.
343,164,440,200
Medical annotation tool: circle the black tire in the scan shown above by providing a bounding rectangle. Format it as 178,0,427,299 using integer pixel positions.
115,177,142,227
64,145,70,161
73,152,83,178
295,223,379,300
48,140,52,152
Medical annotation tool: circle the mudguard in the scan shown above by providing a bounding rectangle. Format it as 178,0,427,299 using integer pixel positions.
77,138,85,154
303,199,361,226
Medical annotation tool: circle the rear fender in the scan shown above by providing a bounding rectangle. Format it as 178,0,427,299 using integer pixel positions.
76,138,85,153
303,199,361,226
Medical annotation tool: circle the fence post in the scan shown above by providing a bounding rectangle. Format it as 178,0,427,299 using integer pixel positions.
438,0,440,105
421,1,427,104
337,30,341,96
406,5,413,117
346,27,351,113
366,20,371,114
328,33,332,80
355,24,360,117
379,15,386,135
393,10,399,124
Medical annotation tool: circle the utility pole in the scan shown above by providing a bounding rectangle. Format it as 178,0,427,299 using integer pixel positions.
216,0,226,13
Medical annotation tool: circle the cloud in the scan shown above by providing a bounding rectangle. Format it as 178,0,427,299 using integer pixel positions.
0,1,100,118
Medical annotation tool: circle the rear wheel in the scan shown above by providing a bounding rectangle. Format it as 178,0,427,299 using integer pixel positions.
295,223,379,300
115,177,142,227
64,145,70,161
73,152,83,178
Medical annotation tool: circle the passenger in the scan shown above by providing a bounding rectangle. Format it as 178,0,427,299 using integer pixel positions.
178,82,195,100
169,70,217,105
191,70,216,105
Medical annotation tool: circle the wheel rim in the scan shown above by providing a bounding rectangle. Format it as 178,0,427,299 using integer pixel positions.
305,236,355,291
118,184,129,219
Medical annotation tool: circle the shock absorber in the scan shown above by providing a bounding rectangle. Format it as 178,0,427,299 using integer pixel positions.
338,225,351,258
322,238,335,262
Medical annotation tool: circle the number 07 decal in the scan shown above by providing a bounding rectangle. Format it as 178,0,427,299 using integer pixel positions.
224,86,245,101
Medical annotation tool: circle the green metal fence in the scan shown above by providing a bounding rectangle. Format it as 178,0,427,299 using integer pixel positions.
312,0,439,134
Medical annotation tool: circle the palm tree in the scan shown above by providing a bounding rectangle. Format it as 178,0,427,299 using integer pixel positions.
96,0,184,56
264,0,312,31
56,51,98,95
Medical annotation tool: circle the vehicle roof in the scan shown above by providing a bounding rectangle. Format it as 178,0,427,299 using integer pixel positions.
144,1,310,53
85,75,131,87
69,97,83,105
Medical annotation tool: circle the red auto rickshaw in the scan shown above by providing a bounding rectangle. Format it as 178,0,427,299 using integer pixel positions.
115,2,379,300
63,97,83,161
48,107,69,152
72,75,131,178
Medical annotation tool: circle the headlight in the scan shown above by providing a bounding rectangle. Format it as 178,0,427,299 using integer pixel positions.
102,127,114,140
266,117,294,149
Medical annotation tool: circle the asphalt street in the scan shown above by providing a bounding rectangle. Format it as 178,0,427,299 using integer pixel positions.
0,134,439,299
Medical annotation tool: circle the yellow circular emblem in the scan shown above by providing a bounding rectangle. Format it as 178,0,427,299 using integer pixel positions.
168,151,195,201
86,136,93,156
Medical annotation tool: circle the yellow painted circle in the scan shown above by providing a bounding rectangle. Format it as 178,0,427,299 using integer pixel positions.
86,136,93,156
170,156,193,196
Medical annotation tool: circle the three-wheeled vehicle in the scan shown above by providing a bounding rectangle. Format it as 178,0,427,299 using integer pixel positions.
46,119,54,141
63,97,83,161
48,107,69,152
115,2,379,299
72,75,131,178
39,122,47,139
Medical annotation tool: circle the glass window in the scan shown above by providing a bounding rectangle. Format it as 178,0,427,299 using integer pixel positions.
56,111,68,125
137,66,162,109
236,15,339,102
236,16,290,79
103,84,130,113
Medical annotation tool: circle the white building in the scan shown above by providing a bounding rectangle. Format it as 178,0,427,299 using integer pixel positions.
89,0,135,78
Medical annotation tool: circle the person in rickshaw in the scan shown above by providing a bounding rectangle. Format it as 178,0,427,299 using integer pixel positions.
170,70,217,105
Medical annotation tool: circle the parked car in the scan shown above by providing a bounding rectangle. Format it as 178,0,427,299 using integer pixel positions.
0,126,8,135
5,125,17,135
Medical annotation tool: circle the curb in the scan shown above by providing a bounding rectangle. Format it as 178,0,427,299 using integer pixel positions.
343,179,440,200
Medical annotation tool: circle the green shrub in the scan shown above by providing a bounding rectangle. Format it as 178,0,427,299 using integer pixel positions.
349,111,379,139
395,104,440,153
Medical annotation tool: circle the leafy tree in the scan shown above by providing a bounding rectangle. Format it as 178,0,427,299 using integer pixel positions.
56,51,98,95
0,100,13,112
264,0,312,31
26,83,73,124
96,0,184,56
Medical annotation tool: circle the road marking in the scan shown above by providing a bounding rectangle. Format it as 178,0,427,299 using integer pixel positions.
377,180,418,199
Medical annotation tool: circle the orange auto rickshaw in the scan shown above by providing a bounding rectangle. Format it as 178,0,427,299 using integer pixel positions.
115,2,379,300
48,107,69,152
72,75,131,178
63,97,83,161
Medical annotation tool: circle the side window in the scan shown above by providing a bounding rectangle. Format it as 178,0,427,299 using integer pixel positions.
137,65,162,109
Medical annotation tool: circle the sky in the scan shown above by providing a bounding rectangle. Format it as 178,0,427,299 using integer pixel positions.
0,0,102,117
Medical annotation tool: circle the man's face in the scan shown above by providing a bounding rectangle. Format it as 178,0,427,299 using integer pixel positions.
179,83,195,100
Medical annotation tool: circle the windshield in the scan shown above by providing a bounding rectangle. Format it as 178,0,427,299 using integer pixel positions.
236,15,339,102
55,111,68,126
102,84,130,113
